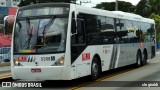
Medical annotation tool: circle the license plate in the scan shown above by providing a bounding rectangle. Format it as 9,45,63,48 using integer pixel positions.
31,68,41,73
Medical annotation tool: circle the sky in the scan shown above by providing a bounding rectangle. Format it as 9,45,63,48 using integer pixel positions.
77,0,141,7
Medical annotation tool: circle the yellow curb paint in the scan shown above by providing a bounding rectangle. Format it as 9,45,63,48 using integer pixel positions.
0,75,11,79
0,72,11,79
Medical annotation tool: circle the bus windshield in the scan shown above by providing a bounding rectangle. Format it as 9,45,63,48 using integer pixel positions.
14,7,69,53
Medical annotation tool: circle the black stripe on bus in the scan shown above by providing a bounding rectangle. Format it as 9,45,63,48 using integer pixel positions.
109,44,118,69
71,45,87,64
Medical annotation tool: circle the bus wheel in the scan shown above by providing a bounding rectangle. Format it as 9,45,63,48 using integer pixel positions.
136,51,142,67
90,57,100,80
142,52,147,65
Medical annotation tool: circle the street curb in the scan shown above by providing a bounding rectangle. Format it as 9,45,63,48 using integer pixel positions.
0,62,10,67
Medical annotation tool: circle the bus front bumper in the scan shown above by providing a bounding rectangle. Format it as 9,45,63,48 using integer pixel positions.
12,66,70,80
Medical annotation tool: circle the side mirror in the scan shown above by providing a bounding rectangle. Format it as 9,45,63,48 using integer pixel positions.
71,19,77,34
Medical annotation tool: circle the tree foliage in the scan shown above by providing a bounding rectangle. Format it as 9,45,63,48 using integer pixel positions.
135,0,151,17
149,13,160,41
95,1,135,13
18,0,75,7
135,0,160,17
149,0,160,14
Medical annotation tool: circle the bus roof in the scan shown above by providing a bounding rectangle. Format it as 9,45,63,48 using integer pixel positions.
112,11,155,24
18,3,155,24
19,3,70,10
72,4,155,24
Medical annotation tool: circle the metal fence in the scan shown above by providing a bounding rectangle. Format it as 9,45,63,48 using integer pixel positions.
0,45,11,62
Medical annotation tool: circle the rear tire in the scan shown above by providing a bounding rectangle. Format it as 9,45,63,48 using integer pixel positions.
142,52,147,65
90,57,101,80
136,51,142,67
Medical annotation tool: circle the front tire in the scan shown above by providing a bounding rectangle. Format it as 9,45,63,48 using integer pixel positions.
90,57,101,80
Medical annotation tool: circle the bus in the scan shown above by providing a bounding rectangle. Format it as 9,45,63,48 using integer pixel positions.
11,3,156,80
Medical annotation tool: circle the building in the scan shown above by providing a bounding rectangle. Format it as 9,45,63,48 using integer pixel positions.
0,0,21,7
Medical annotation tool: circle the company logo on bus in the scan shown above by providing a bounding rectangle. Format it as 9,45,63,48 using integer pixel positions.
27,56,36,62
18,56,26,62
82,53,90,61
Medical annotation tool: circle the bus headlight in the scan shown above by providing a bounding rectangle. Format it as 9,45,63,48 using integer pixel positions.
14,58,23,66
14,58,19,65
54,55,65,66
15,60,19,65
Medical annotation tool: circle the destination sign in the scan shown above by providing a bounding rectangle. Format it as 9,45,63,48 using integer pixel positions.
18,7,69,17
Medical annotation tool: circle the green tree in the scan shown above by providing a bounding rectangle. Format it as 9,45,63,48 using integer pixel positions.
135,0,151,17
95,1,135,13
18,0,76,7
149,0,160,14
136,0,160,17
149,13,160,41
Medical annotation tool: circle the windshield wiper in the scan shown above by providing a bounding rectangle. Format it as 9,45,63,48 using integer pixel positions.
43,17,55,34
22,17,32,49
41,17,55,46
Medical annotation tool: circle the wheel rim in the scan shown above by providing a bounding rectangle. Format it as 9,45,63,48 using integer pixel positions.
92,62,98,77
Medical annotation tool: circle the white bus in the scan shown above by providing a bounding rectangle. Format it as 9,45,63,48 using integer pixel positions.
11,3,156,80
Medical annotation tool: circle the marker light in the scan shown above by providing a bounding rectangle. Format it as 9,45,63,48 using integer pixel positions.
15,60,19,65
14,58,19,66
14,58,23,66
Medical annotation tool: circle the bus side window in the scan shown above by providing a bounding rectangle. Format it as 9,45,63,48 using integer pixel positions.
72,19,85,45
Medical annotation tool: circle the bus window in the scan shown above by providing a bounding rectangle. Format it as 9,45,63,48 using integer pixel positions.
72,19,85,45
97,16,115,44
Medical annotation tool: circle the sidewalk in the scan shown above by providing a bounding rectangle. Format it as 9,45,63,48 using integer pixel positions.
0,62,10,67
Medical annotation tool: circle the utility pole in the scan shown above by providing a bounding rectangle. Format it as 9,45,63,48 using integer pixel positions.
115,0,118,11
80,0,91,5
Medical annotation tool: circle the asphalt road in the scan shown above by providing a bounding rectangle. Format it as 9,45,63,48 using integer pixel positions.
0,52,160,90
79,52,160,90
